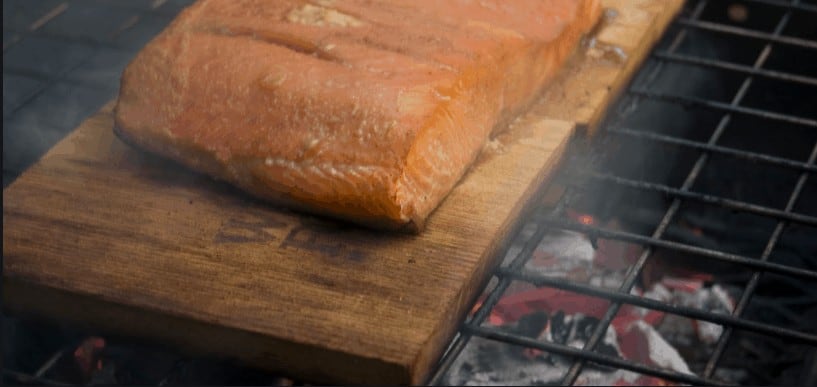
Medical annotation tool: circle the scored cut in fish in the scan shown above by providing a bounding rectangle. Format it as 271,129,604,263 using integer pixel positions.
114,0,602,232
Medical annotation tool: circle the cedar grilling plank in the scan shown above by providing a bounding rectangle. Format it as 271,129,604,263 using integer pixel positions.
4,0,685,384
114,0,602,231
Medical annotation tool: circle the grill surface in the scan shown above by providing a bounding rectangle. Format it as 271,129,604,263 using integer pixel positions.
3,0,817,385
432,0,817,384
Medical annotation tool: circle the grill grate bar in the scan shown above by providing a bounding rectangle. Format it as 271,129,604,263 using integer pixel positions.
653,51,817,87
584,171,817,227
704,139,817,377
498,267,817,345
428,203,568,384
557,2,715,383
559,1,809,383
2,370,76,387
740,0,817,12
6,0,816,385
427,187,576,385
464,324,730,386
692,2,803,378
607,127,817,173
676,18,817,50
32,350,65,380
555,223,654,383
628,89,817,128
540,217,817,281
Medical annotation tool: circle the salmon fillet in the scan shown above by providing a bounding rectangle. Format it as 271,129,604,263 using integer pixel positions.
114,0,602,232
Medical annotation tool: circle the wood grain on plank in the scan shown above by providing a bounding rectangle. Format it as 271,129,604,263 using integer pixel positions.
536,0,684,134
3,107,573,384
2,0,683,384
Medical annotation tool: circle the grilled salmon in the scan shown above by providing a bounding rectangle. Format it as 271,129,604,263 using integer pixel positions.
114,0,602,232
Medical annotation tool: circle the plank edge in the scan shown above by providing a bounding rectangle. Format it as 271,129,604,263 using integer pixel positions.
411,121,575,384
2,278,412,385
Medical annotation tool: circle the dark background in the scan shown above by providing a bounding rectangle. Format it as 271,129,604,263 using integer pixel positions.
3,0,195,188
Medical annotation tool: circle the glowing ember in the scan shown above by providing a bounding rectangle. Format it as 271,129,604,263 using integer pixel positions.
661,277,704,293
567,209,597,226
74,337,106,377
578,214,595,225
447,228,745,386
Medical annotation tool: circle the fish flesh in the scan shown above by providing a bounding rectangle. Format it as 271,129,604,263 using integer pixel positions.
114,0,602,232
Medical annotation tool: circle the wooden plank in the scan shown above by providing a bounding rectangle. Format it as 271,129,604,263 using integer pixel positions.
2,108,573,384
536,0,684,134
2,0,683,384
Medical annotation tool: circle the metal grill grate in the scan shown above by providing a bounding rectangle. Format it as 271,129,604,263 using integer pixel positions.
430,0,817,385
3,0,817,385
